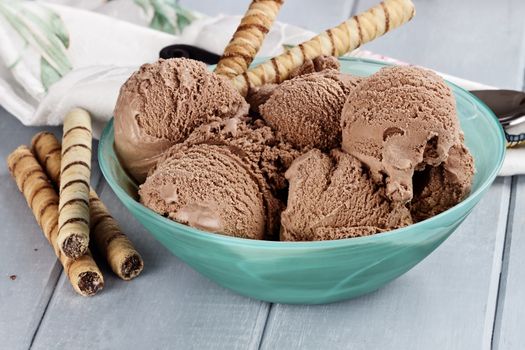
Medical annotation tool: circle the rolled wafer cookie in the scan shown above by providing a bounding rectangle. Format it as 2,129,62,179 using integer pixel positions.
31,132,61,183
231,0,415,95
32,132,144,281
90,191,144,280
7,146,103,296
215,0,284,78
58,108,92,259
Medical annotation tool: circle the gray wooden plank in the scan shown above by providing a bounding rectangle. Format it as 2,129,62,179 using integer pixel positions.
354,0,525,89
258,1,523,348
0,107,102,350
260,178,511,350
178,0,355,33
30,181,270,350
493,176,525,350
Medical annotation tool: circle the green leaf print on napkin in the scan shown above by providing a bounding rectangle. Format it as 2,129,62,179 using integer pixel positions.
174,3,196,32
134,0,196,34
0,1,72,91
39,8,70,89
41,57,62,90
46,8,70,49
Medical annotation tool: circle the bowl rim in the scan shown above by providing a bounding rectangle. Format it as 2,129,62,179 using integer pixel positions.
99,56,506,249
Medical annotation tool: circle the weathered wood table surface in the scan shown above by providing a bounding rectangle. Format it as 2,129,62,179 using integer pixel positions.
1,0,524,349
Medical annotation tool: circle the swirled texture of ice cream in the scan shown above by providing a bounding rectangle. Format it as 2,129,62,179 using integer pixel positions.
341,66,461,203
114,58,248,183
259,69,360,150
281,149,412,241
411,141,475,221
139,144,269,240
246,55,344,115
150,117,301,237
155,117,300,198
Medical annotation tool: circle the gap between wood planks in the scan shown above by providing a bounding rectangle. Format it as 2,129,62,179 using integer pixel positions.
28,262,61,349
491,176,519,350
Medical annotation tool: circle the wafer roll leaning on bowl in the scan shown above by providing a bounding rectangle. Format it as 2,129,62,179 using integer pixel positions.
215,0,284,78
7,146,104,296
231,0,415,95
57,108,92,259
31,131,144,281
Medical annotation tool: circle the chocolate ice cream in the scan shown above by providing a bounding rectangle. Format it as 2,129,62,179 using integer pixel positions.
143,116,301,238
260,69,360,150
114,58,248,183
246,83,278,114
246,55,342,114
288,55,341,79
139,143,273,240
411,141,474,222
129,57,474,242
281,149,412,241
341,66,461,203
155,117,301,200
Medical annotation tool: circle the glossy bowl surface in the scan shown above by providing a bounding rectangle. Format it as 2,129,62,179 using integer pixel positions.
99,57,505,304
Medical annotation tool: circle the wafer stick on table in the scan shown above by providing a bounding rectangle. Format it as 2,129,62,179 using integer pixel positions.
31,132,61,182
7,146,104,296
89,190,143,280
231,0,415,95
215,0,284,78
32,132,144,281
57,108,92,259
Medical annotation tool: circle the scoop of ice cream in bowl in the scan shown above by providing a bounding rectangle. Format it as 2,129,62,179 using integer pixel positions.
99,57,504,304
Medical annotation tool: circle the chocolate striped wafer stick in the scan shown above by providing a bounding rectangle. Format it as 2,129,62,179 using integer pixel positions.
215,0,284,78
7,146,103,296
57,108,92,259
31,132,61,182
231,0,415,95
32,132,144,281
89,190,144,280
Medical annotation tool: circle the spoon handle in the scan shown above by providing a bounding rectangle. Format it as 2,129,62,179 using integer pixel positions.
159,44,221,65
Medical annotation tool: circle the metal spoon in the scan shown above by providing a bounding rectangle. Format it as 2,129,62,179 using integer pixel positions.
470,90,525,147
470,90,525,127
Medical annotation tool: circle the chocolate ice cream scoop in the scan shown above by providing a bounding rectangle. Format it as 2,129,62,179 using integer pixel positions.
114,58,248,183
246,55,342,114
411,141,474,222
281,149,412,242
260,70,360,150
152,117,300,237
288,55,341,79
341,66,461,203
139,144,272,240
155,117,301,199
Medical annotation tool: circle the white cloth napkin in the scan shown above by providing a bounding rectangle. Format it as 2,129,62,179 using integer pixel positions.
0,1,522,176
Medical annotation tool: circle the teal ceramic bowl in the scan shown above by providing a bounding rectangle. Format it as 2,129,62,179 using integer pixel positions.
99,57,505,304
